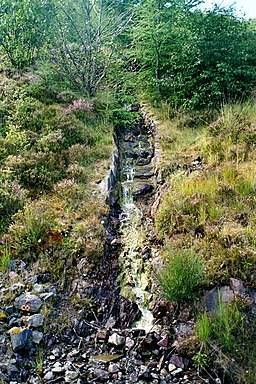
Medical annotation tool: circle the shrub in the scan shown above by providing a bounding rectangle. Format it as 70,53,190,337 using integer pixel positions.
6,198,66,257
158,248,204,303
0,180,28,232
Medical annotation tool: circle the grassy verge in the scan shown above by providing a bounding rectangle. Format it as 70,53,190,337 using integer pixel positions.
155,100,256,382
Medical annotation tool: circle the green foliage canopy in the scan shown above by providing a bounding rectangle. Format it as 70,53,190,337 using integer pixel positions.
0,0,55,68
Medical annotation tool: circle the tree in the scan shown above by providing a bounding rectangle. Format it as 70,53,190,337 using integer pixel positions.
51,0,132,96
0,0,55,69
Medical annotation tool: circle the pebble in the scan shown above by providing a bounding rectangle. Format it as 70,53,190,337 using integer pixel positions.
108,363,119,373
108,332,125,346
168,364,176,372
44,371,54,381
65,370,79,382
32,331,43,344
32,284,45,293
25,314,44,327
125,336,135,349
52,362,64,373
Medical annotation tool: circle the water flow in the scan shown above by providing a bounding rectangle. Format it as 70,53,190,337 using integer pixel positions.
120,161,156,332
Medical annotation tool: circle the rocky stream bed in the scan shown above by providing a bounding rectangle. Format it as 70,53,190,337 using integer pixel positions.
1,110,253,383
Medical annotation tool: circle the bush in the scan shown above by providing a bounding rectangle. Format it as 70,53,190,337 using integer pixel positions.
158,248,204,303
0,180,28,232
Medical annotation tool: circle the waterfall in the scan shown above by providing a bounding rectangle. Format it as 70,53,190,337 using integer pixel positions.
118,137,158,331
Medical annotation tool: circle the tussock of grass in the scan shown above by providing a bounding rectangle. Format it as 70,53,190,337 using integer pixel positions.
158,248,204,303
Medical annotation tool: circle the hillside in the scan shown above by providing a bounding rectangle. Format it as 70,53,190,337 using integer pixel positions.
0,1,256,384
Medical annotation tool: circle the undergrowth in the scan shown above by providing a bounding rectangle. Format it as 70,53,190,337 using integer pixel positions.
155,99,256,382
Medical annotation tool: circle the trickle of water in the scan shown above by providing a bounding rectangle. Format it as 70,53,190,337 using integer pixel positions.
119,160,157,331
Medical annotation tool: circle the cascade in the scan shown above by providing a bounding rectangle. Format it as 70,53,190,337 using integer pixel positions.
110,113,159,331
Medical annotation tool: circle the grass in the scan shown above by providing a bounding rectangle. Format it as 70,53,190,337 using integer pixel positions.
155,99,256,382
158,248,204,303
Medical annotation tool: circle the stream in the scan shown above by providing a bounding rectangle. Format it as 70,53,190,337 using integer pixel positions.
109,111,159,331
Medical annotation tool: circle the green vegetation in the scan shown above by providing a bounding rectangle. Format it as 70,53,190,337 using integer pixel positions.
158,248,204,302
0,0,256,382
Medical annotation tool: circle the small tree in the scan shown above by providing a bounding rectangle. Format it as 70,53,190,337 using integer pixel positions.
51,0,132,95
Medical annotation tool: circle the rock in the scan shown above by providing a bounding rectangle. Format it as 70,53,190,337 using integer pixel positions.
73,319,89,337
52,362,64,373
125,337,135,349
9,327,32,352
52,348,61,357
0,309,8,322
204,287,235,313
108,332,125,346
65,370,79,382
14,293,42,313
169,355,184,369
157,334,169,347
105,316,116,329
26,275,38,284
44,371,54,381
168,364,176,373
40,292,54,301
171,368,183,376
96,328,109,341
93,368,110,381
24,314,44,327
160,369,168,376
108,363,119,373
91,354,123,363
135,166,154,179
32,331,43,344
9,271,19,281
5,305,15,315
11,282,25,294
133,184,154,197
8,364,19,380
32,284,45,293
230,278,246,296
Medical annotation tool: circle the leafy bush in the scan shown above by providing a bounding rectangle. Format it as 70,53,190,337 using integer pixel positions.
158,248,204,303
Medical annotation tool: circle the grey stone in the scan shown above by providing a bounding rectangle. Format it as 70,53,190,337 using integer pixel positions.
32,330,43,344
11,282,25,294
65,370,79,382
230,278,246,295
169,355,184,369
40,292,54,301
25,314,44,327
9,327,32,352
26,275,38,284
108,333,125,346
93,368,110,380
133,184,154,197
32,284,45,293
125,337,135,349
108,363,119,373
52,362,64,373
204,286,235,313
14,293,42,313
44,371,54,381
